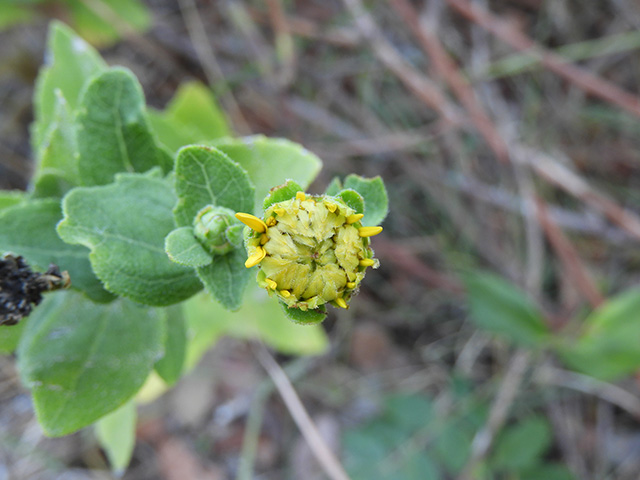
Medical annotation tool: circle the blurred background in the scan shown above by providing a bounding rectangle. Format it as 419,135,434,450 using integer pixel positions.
3,0,640,479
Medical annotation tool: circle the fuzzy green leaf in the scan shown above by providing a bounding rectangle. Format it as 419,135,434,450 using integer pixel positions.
213,135,322,213
324,177,342,196
33,21,107,153
32,92,80,198
95,400,137,475
165,227,213,267
0,190,25,211
148,82,231,153
343,175,388,226
154,305,187,385
76,67,172,186
17,291,165,437
281,303,327,325
195,248,251,311
58,173,202,306
464,271,549,347
0,199,114,303
173,145,254,226
337,189,365,214
559,289,640,380
263,180,303,209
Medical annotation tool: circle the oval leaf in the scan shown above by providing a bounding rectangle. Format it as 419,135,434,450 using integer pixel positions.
95,400,137,475
463,271,549,347
196,248,251,311
173,145,255,227
154,305,187,385
337,189,365,214
58,173,202,306
343,174,389,226
263,180,303,210
281,303,327,325
17,290,165,436
165,227,213,267
213,135,322,213
76,67,172,186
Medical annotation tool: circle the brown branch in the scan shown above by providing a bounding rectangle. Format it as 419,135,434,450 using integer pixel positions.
446,0,640,119
535,197,605,309
389,0,509,163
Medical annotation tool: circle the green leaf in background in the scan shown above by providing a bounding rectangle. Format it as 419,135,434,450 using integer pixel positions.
337,189,365,215
0,4,35,30
491,416,552,471
262,179,303,209
165,227,213,268
325,177,342,196
213,135,322,213
0,190,25,210
58,172,202,306
0,199,114,303
65,0,150,47
559,288,640,380
154,306,186,385
463,271,549,347
31,92,79,198
33,21,106,152
76,67,172,186
196,248,252,311
17,290,165,436
520,464,575,480
149,82,231,153
182,287,329,369
95,400,137,475
0,321,26,354
173,145,254,226
281,304,327,325
343,174,389,226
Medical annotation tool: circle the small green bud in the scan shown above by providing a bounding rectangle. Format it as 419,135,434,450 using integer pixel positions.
236,192,382,312
193,205,238,255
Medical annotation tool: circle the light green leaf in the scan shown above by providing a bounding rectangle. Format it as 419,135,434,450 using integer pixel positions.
281,303,327,325
0,5,34,30
17,290,165,436
559,289,640,380
491,416,552,471
463,271,549,347
337,189,364,214
521,464,575,480
32,92,79,198
183,287,329,369
58,173,202,306
173,145,254,226
196,248,251,311
0,190,25,210
95,400,137,475
33,21,107,153
213,135,322,213
154,305,186,385
76,67,172,186
66,0,151,47
0,321,26,354
165,227,213,267
263,179,303,210
325,177,342,196
343,175,388,226
0,199,114,303
148,82,231,153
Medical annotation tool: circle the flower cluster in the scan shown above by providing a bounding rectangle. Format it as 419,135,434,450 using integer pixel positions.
235,192,382,311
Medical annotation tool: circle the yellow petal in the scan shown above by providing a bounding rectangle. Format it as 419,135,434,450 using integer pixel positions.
265,278,277,289
346,282,356,289
295,191,306,201
245,246,266,268
280,289,291,298
266,217,277,227
359,258,375,267
346,213,364,224
335,297,348,309
235,213,267,233
358,226,383,237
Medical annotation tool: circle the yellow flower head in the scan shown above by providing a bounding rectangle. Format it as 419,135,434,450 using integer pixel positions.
235,194,381,311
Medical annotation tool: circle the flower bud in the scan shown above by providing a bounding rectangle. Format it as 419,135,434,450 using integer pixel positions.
193,206,239,255
236,193,381,311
